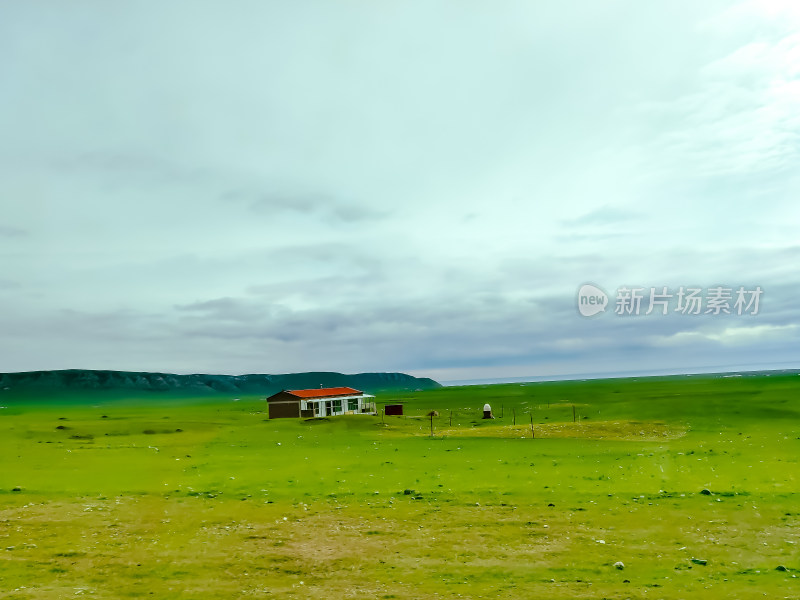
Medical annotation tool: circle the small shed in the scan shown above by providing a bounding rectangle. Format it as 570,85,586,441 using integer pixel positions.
384,403,404,416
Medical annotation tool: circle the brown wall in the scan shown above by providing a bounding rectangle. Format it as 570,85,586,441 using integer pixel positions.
267,392,302,419
268,401,300,419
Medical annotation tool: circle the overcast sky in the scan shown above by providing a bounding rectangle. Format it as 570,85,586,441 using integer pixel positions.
1,1,799,383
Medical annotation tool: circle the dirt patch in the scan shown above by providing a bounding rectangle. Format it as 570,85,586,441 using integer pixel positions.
435,420,686,441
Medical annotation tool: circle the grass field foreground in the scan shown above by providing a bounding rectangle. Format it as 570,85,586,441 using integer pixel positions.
1,374,799,598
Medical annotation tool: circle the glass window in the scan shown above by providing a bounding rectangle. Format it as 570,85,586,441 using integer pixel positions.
348,398,359,411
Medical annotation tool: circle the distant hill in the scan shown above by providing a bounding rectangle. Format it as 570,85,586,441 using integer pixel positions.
0,369,441,397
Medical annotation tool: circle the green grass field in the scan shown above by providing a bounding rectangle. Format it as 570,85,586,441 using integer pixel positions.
1,374,799,599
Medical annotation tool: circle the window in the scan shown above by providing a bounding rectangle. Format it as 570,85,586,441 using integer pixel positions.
347,398,359,412
332,399,342,413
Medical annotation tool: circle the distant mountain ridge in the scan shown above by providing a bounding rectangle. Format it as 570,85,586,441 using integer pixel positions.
0,369,441,396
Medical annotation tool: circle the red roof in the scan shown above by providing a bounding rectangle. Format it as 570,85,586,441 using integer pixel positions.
286,387,363,398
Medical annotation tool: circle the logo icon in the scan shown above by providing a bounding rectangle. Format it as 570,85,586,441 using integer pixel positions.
577,283,608,317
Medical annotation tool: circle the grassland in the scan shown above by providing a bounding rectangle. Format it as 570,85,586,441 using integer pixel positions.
1,374,799,599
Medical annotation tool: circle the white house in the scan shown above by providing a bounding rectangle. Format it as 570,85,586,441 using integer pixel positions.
267,386,376,419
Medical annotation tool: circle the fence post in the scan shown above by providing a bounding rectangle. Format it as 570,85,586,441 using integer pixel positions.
427,411,438,437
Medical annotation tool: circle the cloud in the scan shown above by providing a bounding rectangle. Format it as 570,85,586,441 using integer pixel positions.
653,323,798,347
0,226,28,238
174,297,276,324
638,2,800,180
0,279,21,290
249,194,388,223
52,151,204,187
561,206,642,228
218,189,389,226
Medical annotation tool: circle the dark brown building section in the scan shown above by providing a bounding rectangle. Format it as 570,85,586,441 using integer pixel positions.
268,400,300,419
384,404,404,416
267,391,302,419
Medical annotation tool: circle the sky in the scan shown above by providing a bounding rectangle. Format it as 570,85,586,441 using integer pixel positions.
1,1,799,383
